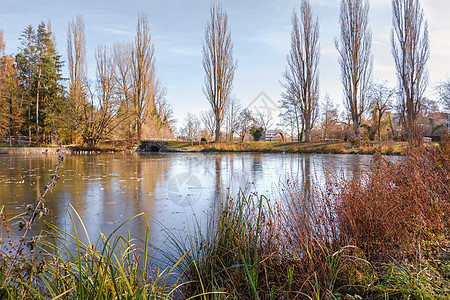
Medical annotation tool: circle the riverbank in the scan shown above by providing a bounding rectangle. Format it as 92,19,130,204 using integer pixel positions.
0,146,61,154
0,140,439,156
165,140,409,155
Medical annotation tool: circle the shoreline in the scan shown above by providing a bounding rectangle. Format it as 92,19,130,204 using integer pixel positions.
162,140,409,155
0,141,413,155
0,147,62,154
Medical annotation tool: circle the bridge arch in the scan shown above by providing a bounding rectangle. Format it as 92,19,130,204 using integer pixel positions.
137,141,168,152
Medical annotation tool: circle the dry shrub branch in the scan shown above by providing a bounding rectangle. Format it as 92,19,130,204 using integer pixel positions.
252,142,450,297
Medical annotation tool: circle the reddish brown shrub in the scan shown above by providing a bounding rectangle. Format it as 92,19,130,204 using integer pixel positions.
335,145,450,262
260,144,449,296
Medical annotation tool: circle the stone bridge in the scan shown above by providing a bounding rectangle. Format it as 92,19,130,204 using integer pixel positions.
137,141,168,152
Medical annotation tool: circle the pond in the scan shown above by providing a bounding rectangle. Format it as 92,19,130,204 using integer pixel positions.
0,152,371,266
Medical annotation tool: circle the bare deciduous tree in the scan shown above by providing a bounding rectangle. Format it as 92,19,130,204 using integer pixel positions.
67,15,87,115
182,113,200,143
66,15,88,145
368,83,395,141
335,0,373,140
321,94,339,140
224,96,241,141
111,42,134,139
257,111,273,141
75,46,124,147
203,3,236,142
111,17,168,142
93,46,124,145
279,94,302,141
283,0,319,142
392,0,429,141
154,90,175,132
200,110,215,138
238,108,254,142
436,79,450,112
131,14,158,141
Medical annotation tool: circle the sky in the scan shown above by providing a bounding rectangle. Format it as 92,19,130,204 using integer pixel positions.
1,0,449,128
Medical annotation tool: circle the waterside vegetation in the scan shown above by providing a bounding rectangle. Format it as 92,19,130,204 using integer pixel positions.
0,140,448,299
1,139,413,155
170,141,449,299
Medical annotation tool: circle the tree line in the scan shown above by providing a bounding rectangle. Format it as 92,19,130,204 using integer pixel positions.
194,0,448,143
0,15,174,146
1,0,450,146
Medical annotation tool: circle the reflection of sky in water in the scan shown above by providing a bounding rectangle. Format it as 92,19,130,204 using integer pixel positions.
0,152,372,268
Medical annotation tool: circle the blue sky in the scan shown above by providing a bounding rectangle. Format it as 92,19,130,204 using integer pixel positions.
1,0,449,126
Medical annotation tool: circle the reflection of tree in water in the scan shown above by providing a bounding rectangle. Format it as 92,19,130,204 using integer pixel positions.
214,154,222,210
350,155,363,181
0,154,61,238
252,154,263,181
301,155,312,200
31,154,171,244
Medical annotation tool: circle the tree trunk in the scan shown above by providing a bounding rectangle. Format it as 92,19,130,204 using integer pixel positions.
136,117,142,141
36,80,40,143
378,113,382,141
28,77,31,146
352,116,360,139
305,123,311,142
215,119,220,142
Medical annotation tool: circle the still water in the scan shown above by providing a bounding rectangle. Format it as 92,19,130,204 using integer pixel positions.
0,152,370,264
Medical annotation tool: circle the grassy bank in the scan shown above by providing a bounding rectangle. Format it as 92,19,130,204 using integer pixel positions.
165,140,410,155
0,142,448,299
0,140,421,155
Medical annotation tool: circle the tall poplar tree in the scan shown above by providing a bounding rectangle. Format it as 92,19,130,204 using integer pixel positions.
282,0,320,142
391,0,429,140
335,0,373,139
203,3,236,142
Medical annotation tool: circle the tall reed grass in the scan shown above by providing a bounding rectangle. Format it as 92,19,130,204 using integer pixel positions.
0,204,187,299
